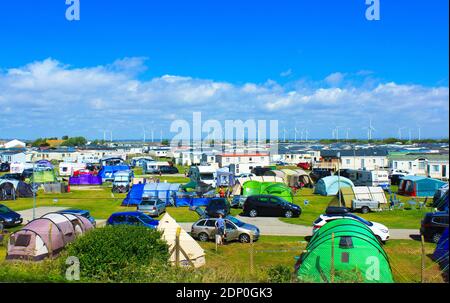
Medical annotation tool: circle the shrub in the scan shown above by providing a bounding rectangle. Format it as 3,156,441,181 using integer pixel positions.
62,225,169,282
266,265,293,283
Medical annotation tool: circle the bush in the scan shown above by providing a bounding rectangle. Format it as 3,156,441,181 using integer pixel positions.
62,225,169,281
266,265,293,283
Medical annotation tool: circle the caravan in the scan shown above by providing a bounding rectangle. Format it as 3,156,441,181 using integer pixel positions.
189,166,217,188
339,169,390,189
59,162,87,176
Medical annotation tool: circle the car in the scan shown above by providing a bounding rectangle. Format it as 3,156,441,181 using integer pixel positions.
236,173,256,179
159,166,179,174
230,195,247,208
0,204,23,228
0,173,24,181
21,168,34,179
312,213,390,243
251,167,272,176
420,211,449,243
107,212,159,229
243,195,302,218
73,169,93,177
58,209,97,227
205,198,231,217
0,163,10,172
137,197,166,217
191,215,260,243
276,161,288,166
310,168,332,182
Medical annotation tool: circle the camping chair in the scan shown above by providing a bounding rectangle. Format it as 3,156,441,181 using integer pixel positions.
407,199,418,210
389,194,400,210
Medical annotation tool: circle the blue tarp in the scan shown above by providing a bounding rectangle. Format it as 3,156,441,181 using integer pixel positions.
433,228,449,272
175,197,211,207
98,165,131,180
121,183,145,206
142,183,181,206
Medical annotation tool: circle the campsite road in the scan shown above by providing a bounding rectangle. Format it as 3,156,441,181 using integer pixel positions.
179,216,420,240
17,206,69,223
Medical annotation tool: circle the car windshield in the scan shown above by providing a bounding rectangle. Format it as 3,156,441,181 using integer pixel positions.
226,216,245,227
0,205,11,214
138,214,154,224
141,200,156,206
347,214,373,226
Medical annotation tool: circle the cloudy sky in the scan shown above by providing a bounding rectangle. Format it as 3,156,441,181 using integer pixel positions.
0,1,448,140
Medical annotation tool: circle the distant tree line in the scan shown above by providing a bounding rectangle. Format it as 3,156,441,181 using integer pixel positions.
30,136,88,147
317,138,449,145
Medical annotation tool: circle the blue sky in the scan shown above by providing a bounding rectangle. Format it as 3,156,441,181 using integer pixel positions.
0,0,448,140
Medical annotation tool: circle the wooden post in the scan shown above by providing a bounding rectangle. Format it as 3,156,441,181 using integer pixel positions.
250,233,254,275
421,234,426,283
48,223,53,258
330,232,335,283
175,227,181,268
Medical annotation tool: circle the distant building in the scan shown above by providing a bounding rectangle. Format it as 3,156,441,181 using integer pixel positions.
0,151,26,163
389,152,449,180
318,149,389,171
1,139,26,149
216,153,270,168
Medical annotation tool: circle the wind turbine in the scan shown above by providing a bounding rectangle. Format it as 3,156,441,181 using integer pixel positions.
142,126,146,143
283,128,287,142
346,128,350,141
304,129,309,141
398,127,406,140
294,127,299,142
418,126,421,141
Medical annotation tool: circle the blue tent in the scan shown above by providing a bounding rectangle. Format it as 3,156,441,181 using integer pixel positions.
174,192,212,207
98,165,131,181
433,227,449,274
398,176,447,197
142,183,181,206
121,183,145,206
314,176,354,196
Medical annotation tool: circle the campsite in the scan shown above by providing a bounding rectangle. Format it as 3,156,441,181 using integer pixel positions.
0,148,448,283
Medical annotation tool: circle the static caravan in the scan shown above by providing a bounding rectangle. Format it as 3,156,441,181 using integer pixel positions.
143,161,170,174
343,169,390,189
59,162,87,176
10,162,34,174
189,165,217,188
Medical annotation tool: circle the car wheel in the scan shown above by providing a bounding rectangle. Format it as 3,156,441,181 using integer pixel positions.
239,234,251,243
198,232,209,242
361,207,370,214
432,233,442,244
285,210,294,218
376,235,384,244
249,209,258,217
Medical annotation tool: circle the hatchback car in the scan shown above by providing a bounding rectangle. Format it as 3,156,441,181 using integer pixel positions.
191,215,260,243
159,166,179,174
312,213,390,243
0,204,23,228
58,209,96,227
243,195,301,218
205,198,231,217
0,173,24,181
420,211,449,243
106,212,159,229
137,197,166,217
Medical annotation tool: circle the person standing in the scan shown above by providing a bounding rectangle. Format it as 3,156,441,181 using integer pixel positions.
215,213,226,245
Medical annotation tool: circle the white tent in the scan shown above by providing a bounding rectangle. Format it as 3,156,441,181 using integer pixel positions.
157,213,206,268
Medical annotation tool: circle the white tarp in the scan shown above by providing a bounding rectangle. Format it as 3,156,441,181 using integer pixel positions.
157,213,206,268
353,186,387,204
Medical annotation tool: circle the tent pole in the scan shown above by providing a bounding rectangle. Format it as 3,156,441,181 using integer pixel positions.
330,232,335,283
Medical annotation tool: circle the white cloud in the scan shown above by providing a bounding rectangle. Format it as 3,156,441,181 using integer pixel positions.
280,69,293,77
0,58,448,139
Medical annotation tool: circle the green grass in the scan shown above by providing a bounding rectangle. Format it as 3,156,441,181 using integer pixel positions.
280,187,432,229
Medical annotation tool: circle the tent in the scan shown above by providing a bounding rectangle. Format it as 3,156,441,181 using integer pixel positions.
242,181,294,203
433,228,449,277
216,170,235,187
36,160,53,169
314,176,354,196
398,176,447,197
121,183,146,206
296,219,393,283
97,165,131,181
433,189,449,212
6,212,94,261
0,180,33,200
69,174,103,186
293,169,314,188
174,192,212,207
263,169,286,180
231,176,284,195
333,187,388,208
32,170,57,184
157,213,206,268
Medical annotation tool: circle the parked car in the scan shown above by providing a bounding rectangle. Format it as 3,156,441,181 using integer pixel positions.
0,204,23,228
205,198,231,217
159,166,179,174
21,168,34,179
0,173,24,181
73,169,93,177
58,209,96,227
137,197,166,217
191,215,260,243
310,168,332,182
230,195,247,208
236,173,256,179
297,162,311,170
106,211,159,229
243,195,302,218
312,212,390,243
0,163,10,172
420,211,449,243
251,166,272,176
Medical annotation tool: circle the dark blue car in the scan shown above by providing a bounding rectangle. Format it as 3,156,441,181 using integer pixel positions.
0,204,23,228
58,209,97,227
106,211,159,229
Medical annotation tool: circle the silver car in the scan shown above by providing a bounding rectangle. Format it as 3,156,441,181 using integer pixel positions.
137,198,166,217
190,215,260,243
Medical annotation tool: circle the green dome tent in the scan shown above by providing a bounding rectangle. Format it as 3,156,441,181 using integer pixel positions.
296,219,393,283
242,181,294,203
